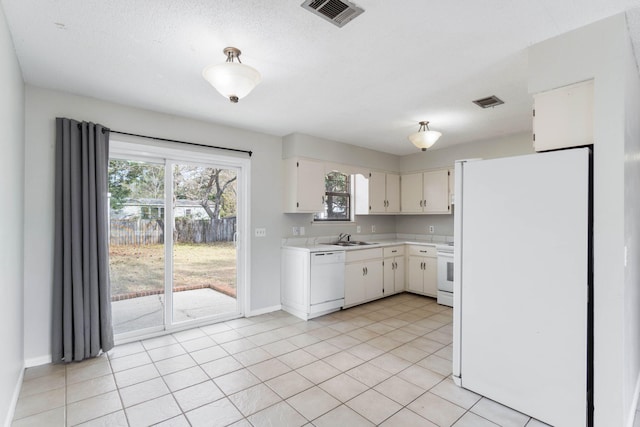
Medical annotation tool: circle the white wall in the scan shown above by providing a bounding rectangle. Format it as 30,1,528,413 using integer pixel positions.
624,13,640,426
529,13,635,426
399,132,534,173
0,3,24,425
23,86,283,363
283,133,400,171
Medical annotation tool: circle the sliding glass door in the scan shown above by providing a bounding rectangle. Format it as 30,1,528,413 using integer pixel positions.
170,163,238,324
109,159,166,335
108,142,247,340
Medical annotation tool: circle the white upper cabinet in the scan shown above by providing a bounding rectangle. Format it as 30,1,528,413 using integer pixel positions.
400,172,423,213
385,173,400,212
533,79,594,152
423,169,450,213
355,171,401,214
368,171,386,213
283,158,325,213
401,169,451,214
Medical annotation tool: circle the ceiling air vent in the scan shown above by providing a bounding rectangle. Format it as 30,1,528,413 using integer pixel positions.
301,0,364,28
473,95,504,109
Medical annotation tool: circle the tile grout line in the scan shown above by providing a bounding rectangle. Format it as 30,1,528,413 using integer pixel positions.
16,294,471,427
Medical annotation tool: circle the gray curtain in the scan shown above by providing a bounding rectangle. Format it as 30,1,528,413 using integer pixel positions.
52,118,114,363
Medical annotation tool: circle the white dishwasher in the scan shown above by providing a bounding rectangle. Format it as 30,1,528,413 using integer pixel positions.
310,251,345,315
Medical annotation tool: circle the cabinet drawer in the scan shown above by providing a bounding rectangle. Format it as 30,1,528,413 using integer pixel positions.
346,248,384,263
409,245,437,257
383,246,405,257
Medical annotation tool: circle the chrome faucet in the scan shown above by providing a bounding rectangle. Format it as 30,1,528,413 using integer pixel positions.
337,233,351,242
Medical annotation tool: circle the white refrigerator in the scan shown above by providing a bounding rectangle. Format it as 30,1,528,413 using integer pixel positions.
453,148,592,426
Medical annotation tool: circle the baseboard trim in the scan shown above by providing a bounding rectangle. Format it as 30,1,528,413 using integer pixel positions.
24,355,52,368
247,304,281,317
627,371,640,427
4,362,25,427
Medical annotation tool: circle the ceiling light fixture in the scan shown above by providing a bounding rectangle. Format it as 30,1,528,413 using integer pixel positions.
202,47,261,103
408,121,442,151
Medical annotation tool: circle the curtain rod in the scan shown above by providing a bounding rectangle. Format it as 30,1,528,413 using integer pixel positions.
103,128,253,157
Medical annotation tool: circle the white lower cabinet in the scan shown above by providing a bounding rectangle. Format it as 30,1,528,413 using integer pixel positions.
344,248,383,307
383,246,405,295
281,248,312,319
407,245,438,297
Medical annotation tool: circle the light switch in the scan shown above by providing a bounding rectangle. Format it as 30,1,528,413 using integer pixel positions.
255,228,266,237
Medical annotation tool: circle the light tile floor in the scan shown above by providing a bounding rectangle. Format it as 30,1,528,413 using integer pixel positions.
12,293,551,427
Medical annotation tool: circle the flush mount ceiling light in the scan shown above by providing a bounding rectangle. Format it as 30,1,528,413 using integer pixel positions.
408,121,442,151
202,47,262,103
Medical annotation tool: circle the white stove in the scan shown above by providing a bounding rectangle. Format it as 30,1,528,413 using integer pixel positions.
436,243,454,307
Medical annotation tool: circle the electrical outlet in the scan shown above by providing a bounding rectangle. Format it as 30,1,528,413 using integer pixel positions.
292,227,299,236
371,225,376,233
299,226,305,236
356,225,361,233
429,225,435,234
255,228,266,237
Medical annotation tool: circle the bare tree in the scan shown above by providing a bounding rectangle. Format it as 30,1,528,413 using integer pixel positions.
200,169,237,220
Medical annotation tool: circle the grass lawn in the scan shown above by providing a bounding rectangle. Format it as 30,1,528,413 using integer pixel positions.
109,242,236,296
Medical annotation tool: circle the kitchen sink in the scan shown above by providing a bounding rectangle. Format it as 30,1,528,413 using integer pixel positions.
331,241,376,247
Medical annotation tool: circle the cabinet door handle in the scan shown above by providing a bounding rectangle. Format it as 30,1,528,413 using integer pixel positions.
423,200,427,207
365,267,368,275
362,267,365,276
419,200,423,207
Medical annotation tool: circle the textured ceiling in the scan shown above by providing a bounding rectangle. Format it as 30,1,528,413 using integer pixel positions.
3,0,640,155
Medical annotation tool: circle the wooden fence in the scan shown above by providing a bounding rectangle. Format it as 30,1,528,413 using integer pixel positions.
110,217,236,245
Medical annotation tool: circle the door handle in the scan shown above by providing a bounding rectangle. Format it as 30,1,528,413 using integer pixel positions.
363,267,365,276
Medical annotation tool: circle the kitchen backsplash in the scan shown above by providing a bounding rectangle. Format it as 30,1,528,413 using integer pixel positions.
282,214,455,238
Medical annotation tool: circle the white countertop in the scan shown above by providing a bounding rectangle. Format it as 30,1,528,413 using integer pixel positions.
282,234,454,253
